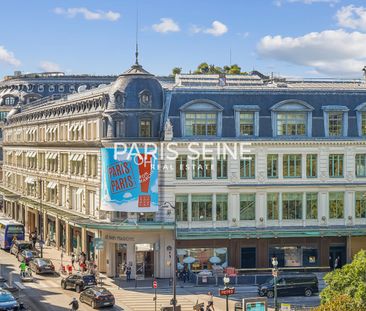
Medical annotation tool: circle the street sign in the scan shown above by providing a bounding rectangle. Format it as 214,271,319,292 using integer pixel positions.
153,280,158,289
242,297,268,311
219,287,235,296
94,238,104,250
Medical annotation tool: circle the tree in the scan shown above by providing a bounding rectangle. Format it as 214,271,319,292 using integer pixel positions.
172,67,182,76
319,250,366,308
196,62,209,74
312,294,366,311
228,64,241,75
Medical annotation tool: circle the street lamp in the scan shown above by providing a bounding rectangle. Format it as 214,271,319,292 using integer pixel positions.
223,274,230,311
272,256,279,311
162,201,178,311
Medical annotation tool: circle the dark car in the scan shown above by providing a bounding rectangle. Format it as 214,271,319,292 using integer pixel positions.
61,274,97,293
79,286,115,309
0,288,20,310
17,250,39,264
29,258,55,274
9,241,33,256
258,273,319,297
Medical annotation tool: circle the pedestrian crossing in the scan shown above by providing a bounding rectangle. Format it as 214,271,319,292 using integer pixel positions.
20,277,61,289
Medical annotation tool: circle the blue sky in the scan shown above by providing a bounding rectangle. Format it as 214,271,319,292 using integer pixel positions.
1,0,366,78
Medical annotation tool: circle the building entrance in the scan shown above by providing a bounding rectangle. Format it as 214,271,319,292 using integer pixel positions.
329,246,346,269
115,244,127,277
135,244,154,278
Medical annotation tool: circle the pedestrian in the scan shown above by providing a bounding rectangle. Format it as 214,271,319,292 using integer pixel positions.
71,253,75,268
67,264,73,275
126,264,131,281
19,260,27,278
31,231,37,249
207,292,215,311
11,235,17,246
334,256,341,269
80,261,86,273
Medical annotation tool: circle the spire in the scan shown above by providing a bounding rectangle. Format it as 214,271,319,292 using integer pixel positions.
135,42,139,65
135,3,139,65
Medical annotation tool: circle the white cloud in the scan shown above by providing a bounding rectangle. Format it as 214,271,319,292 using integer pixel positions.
257,29,366,76
53,7,120,22
336,5,366,31
152,18,180,33
123,192,132,199
191,21,228,37
0,46,21,66
39,61,61,72
274,0,338,6
204,21,228,36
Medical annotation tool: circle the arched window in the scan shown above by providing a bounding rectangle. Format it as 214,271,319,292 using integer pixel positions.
180,99,223,137
4,97,16,106
139,90,152,108
271,100,314,137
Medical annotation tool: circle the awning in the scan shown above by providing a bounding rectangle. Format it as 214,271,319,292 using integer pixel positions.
78,124,83,131
5,171,12,177
46,128,51,134
69,124,75,131
15,151,22,156
47,181,57,189
70,154,84,162
25,176,36,184
31,128,37,134
46,153,58,160
76,188,83,195
26,151,37,158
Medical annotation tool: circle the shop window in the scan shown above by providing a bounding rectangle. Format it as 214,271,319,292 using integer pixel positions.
267,154,278,178
267,193,279,220
240,193,256,220
283,154,302,178
306,154,317,178
177,248,227,271
282,193,302,220
306,193,318,220
269,246,318,267
138,212,154,222
191,194,212,221
216,155,227,179
329,192,344,219
193,156,212,179
355,154,366,177
175,195,188,221
355,192,366,218
329,154,344,178
176,155,187,179
216,194,228,221
240,154,255,179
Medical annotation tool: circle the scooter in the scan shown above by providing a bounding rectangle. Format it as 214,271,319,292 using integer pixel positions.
20,269,33,282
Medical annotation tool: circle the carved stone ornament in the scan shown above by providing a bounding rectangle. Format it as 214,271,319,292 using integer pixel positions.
164,118,173,141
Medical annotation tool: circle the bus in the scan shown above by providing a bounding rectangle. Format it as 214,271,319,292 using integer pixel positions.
0,218,25,250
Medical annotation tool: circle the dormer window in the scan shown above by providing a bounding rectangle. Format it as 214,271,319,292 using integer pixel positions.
58,85,65,92
234,105,260,137
69,85,76,93
271,100,313,137
322,106,349,137
355,103,366,136
38,85,44,92
180,99,223,137
139,90,152,107
49,85,55,92
4,97,16,106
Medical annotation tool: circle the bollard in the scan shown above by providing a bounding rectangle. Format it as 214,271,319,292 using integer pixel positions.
0,264,4,282
8,272,13,288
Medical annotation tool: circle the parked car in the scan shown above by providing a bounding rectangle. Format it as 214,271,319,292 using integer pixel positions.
79,286,115,309
0,288,21,310
258,273,319,298
29,258,55,274
61,274,97,293
17,250,39,264
9,241,32,256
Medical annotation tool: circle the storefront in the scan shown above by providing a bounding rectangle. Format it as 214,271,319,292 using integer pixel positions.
71,227,82,254
100,229,174,279
46,215,56,246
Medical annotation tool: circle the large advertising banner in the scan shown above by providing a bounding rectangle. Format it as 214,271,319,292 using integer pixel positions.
101,148,158,212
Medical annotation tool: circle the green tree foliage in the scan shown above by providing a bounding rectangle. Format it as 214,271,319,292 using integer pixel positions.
313,294,366,311
228,64,241,74
319,250,366,308
172,67,182,76
191,63,246,75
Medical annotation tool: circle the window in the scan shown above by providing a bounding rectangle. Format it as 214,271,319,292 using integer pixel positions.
306,154,317,178
185,112,217,136
355,192,366,218
192,195,212,221
240,154,255,179
138,212,155,222
176,155,187,179
283,154,302,178
193,156,212,179
216,155,227,179
60,153,68,173
329,154,344,177
49,85,55,92
282,193,302,220
38,85,44,92
362,112,366,136
267,193,279,220
239,112,254,135
69,85,75,93
329,192,344,219
139,119,151,137
328,112,343,136
87,154,98,177
113,120,125,138
58,85,65,92
4,97,15,106
175,195,188,221
70,154,84,176
216,194,228,221
0,112,8,121
240,193,256,220
277,112,306,136
355,154,366,177
267,154,278,178
306,193,318,219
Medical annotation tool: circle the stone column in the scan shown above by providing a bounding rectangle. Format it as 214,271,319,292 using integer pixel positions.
65,223,71,254
55,217,60,249
81,227,87,253
24,206,29,237
42,211,47,242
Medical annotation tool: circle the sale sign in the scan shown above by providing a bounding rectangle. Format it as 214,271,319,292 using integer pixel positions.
101,148,158,212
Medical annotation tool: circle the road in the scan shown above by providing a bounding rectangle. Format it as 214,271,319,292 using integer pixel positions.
0,249,117,311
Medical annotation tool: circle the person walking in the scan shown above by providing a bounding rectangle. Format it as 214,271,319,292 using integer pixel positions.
31,231,37,249
126,264,131,282
69,297,79,311
334,256,341,269
71,253,75,268
207,292,215,311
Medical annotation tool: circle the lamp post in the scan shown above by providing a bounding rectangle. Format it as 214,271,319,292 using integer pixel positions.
223,274,230,311
162,201,177,311
272,256,278,311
